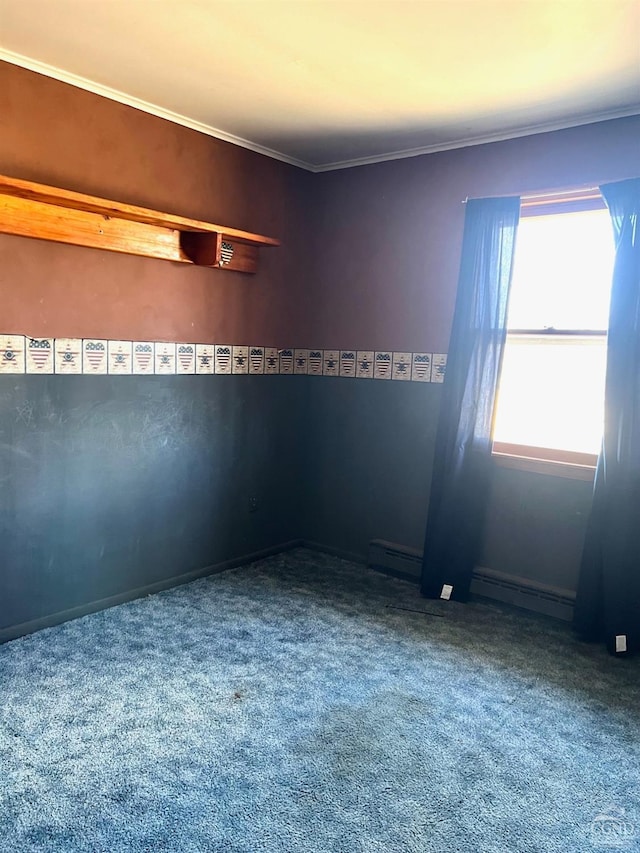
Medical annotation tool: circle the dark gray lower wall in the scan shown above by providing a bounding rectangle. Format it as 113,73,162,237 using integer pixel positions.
1,373,596,640
301,378,594,596
302,379,440,560
0,376,305,635
481,465,593,593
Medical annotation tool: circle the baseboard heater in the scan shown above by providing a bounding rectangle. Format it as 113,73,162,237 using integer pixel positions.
368,539,576,621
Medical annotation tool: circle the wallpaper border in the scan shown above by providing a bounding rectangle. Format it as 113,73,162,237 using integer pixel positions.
0,336,447,383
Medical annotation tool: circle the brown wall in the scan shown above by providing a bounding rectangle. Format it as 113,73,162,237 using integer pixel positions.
3,60,638,352
309,116,640,351
0,60,312,344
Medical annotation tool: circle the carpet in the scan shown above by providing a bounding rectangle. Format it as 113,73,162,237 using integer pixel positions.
1,548,639,852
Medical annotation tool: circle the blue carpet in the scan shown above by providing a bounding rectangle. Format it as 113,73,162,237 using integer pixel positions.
1,548,639,852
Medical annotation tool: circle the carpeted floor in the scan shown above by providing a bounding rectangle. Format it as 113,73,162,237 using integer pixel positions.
1,548,639,853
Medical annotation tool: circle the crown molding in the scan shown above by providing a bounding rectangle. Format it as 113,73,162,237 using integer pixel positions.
2,48,639,175
0,48,313,172
311,106,640,172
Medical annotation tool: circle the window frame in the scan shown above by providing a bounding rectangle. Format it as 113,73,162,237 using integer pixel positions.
491,189,609,479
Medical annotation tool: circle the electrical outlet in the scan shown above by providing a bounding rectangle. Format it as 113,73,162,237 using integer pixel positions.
615,634,627,653
248,496,259,513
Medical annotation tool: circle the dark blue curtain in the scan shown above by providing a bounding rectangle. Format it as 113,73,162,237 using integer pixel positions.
574,177,640,655
421,197,520,600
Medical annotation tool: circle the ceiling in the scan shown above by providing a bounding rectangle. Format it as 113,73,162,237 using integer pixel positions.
1,0,639,171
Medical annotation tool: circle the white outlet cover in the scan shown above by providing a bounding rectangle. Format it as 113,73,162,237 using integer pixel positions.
615,634,628,653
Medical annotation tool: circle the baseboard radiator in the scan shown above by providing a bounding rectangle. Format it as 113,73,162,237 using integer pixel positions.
368,539,576,621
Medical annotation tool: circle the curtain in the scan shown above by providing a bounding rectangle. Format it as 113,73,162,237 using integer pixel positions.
574,177,640,655
421,196,520,600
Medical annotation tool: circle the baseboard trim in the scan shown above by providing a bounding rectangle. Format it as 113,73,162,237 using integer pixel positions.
364,538,577,620
471,565,575,622
301,540,367,565
0,539,302,644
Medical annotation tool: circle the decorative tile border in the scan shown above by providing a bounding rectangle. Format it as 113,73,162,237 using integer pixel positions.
177,344,196,374
340,351,356,378
323,349,339,377
392,352,412,381
279,348,294,374
356,351,374,379
294,349,308,375
196,344,214,374
309,350,323,376
412,352,432,382
264,347,279,375
134,342,155,374
431,353,447,383
249,347,264,375
155,342,176,374
108,340,133,374
84,339,108,374
0,336,447,383
215,345,232,375
55,338,82,374
0,335,26,373
26,338,54,373
374,351,392,380
232,345,249,375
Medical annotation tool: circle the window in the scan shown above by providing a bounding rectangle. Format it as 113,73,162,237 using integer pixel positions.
492,193,616,474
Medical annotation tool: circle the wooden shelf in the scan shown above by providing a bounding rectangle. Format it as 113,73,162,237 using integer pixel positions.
0,174,279,274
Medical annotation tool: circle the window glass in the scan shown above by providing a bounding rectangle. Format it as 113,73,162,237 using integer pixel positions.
493,336,607,454
492,205,615,458
506,209,614,330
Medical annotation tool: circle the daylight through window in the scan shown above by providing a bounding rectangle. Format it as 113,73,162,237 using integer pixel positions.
492,201,615,463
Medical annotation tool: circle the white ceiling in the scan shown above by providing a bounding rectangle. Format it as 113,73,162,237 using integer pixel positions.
1,0,639,171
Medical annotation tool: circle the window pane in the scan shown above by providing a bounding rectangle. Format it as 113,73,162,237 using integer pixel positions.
506,209,614,330
493,336,606,455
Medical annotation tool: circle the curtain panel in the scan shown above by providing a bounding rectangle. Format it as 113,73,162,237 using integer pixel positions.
575,177,640,655
421,196,520,601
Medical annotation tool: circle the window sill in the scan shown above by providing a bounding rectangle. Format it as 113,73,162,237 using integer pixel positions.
492,450,596,481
